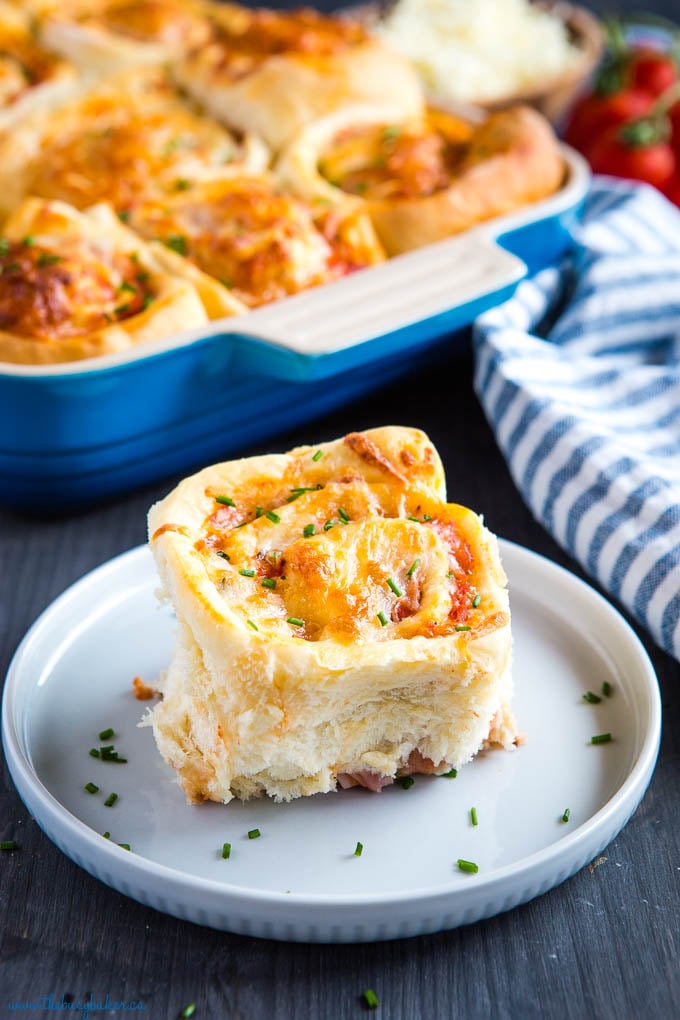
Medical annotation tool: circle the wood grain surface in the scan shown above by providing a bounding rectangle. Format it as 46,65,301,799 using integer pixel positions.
2,1,680,1017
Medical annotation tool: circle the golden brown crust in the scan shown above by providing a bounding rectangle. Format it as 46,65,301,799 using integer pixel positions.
277,103,565,255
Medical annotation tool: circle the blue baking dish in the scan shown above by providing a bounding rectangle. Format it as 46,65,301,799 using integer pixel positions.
0,147,589,510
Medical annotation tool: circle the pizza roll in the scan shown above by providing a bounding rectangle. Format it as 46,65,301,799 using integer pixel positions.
0,197,246,365
128,175,385,308
0,1,78,129
173,4,424,151
0,67,269,221
39,0,213,73
277,103,566,255
147,426,516,804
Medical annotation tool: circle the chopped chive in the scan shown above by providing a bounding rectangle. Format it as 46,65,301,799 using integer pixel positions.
363,990,379,1009
602,681,613,697
312,449,323,461
397,776,415,789
255,505,263,518
216,495,235,507
266,510,280,524
0,238,8,255
423,514,432,521
117,209,130,223
217,550,230,561
338,507,350,523
472,594,481,608
179,1005,196,1019
104,792,118,808
89,748,101,758
221,842,231,859
291,485,321,495
407,516,420,523
407,558,420,577
174,178,190,192
591,733,612,745
457,859,479,874
582,691,602,704
470,807,478,827
247,828,261,840
239,568,256,577
323,519,335,531
37,252,61,266
442,768,458,779
287,617,304,627
164,234,188,256
261,577,276,590
100,746,127,763
113,302,130,317
455,624,471,632
0,841,19,850
247,619,258,631
102,832,110,839
286,493,300,503
118,280,136,295
376,611,389,627
386,577,403,598
98,727,115,741
22,235,34,247
303,523,315,538
118,843,131,851
561,808,571,823
84,782,99,794
354,841,363,857
100,745,114,753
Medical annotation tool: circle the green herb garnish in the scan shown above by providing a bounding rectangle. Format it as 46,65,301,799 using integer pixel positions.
239,568,255,577
216,495,235,506
363,990,379,1009
287,617,304,627
0,841,19,851
455,624,471,632
407,559,420,577
591,733,612,745
602,681,613,697
266,510,280,524
376,611,389,627
261,578,276,590
338,507,350,523
221,842,231,859
470,807,478,827
84,782,99,795
104,792,118,808
561,808,571,823
303,523,315,538
582,691,602,704
386,577,403,597
179,1005,196,1019
456,859,479,874
164,234,188,256
354,841,363,857
98,728,115,741
247,619,258,631
248,828,261,840
472,594,481,608
442,768,458,779
312,449,323,461
37,252,61,267
398,776,415,790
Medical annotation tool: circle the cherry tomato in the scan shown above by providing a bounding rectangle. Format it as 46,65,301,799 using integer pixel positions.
588,127,677,189
563,89,655,156
628,48,678,97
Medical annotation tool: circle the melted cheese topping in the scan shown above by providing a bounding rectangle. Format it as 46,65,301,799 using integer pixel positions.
76,0,211,50
203,6,367,81
0,24,69,107
319,111,474,200
29,83,242,212
0,238,154,338
131,178,377,307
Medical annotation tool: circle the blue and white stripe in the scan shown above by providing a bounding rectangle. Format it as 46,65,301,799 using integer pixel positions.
474,178,680,661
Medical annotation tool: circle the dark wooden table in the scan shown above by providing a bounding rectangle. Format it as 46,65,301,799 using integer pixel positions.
2,2,679,1018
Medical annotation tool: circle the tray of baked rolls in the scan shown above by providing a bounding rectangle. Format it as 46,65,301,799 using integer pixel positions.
0,0,589,510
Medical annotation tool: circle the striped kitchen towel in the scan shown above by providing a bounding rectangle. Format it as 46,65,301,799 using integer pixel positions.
474,177,680,662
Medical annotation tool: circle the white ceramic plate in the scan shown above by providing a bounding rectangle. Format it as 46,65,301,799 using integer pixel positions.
2,541,661,943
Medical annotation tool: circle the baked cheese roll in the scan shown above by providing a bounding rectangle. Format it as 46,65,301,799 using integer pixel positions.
128,175,385,308
0,68,269,221
147,427,516,804
0,1,78,129
40,0,213,73
277,103,565,255
0,197,246,365
173,4,423,151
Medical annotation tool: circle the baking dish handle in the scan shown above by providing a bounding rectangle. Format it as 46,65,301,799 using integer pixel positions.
228,231,527,381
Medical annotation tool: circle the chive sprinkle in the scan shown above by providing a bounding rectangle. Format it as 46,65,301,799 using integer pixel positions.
0,238,8,255
89,748,101,758
222,842,231,859
22,235,34,247
102,832,110,839
216,495,235,507
255,505,263,518
118,843,131,851
84,782,99,794
100,747,127,763
261,577,276,590
287,617,304,627
561,808,571,823
248,828,261,840
178,1005,196,1019
398,776,415,789
37,252,61,267
591,733,612,745
118,280,136,294
377,611,389,627
442,768,458,779
217,550,230,561
0,841,19,851
338,507,350,523
407,516,420,523
303,523,315,538
247,619,258,631
165,234,188,256
363,990,379,1009
266,510,280,524
470,807,478,826
455,624,471,632
323,519,334,531
312,449,323,461
602,681,613,697
386,577,403,598
104,792,118,808
407,558,420,577
472,594,481,608
583,691,602,704
354,841,363,857
423,514,432,521
98,728,115,741
239,568,256,577
457,859,479,874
